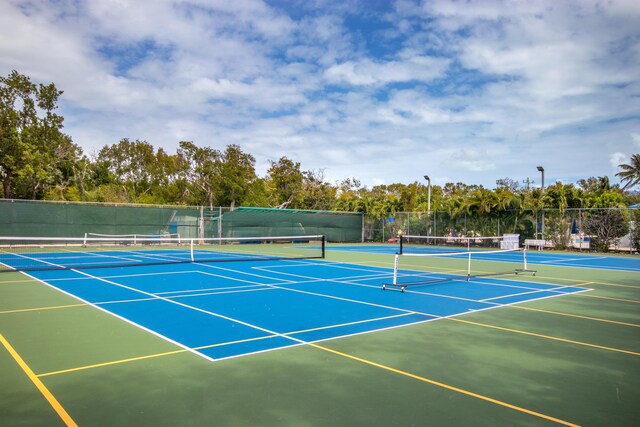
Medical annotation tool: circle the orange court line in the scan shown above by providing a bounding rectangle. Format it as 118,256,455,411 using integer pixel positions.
0,333,77,427
311,343,581,427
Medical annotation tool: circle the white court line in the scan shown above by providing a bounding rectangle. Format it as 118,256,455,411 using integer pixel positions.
11,255,593,363
480,285,585,302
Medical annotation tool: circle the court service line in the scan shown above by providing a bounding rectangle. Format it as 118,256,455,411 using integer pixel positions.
0,333,78,427
305,262,635,330
20,270,218,362
67,269,322,359
326,257,638,289
508,306,640,328
309,342,580,427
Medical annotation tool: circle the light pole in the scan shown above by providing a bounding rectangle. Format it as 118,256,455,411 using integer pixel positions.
537,166,545,240
424,175,431,236
424,175,431,214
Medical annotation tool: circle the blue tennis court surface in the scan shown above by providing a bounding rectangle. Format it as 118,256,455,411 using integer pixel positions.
19,253,590,362
330,244,640,272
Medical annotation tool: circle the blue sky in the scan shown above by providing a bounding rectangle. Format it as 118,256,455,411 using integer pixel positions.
1,0,639,189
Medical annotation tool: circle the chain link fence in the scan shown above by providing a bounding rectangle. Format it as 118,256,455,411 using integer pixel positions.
364,208,637,252
0,200,362,243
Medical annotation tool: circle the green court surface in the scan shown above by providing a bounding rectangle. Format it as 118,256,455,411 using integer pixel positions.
1,248,638,426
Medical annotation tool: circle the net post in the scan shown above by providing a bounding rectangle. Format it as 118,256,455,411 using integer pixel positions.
83,233,88,247
399,235,404,255
467,252,472,281
523,248,528,271
189,239,194,262
321,235,326,258
393,254,399,285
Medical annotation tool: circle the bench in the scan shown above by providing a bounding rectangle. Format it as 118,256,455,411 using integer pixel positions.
524,239,547,250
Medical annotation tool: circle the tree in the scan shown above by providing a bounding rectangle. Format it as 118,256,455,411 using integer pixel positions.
578,176,612,196
0,70,81,199
630,208,640,252
495,177,519,192
616,154,640,190
177,141,220,209
266,156,304,208
216,144,257,208
583,209,630,252
301,169,337,210
97,139,162,202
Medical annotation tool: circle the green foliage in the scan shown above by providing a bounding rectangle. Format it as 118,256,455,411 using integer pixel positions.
216,144,257,208
629,209,640,252
266,157,304,208
544,213,572,249
583,209,630,252
4,73,640,253
615,154,640,190
0,70,81,199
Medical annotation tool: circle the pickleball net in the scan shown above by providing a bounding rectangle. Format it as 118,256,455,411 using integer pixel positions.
399,234,506,253
0,235,325,272
383,248,536,292
83,232,182,245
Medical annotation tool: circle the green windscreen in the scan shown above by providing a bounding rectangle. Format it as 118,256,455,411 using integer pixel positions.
220,207,361,242
0,199,202,238
0,201,362,242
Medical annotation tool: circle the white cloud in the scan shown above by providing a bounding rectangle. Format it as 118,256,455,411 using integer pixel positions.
1,0,638,188
610,152,628,169
325,56,450,86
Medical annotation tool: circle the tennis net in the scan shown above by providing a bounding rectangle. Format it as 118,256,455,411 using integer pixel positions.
383,248,535,292
83,232,181,245
400,235,506,253
0,235,325,273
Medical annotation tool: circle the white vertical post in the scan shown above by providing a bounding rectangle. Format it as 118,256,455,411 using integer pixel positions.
199,206,204,240
467,252,472,281
189,239,195,262
393,254,399,285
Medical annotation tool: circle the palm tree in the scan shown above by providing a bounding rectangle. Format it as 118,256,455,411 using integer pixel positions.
616,154,640,189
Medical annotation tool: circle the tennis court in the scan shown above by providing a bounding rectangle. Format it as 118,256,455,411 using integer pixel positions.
1,237,638,426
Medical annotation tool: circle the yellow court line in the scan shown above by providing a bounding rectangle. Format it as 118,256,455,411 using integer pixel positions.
510,305,640,327
575,294,640,304
535,277,639,289
449,318,640,356
38,335,277,377
310,343,580,427
38,349,188,377
0,303,87,315
38,313,414,377
0,333,77,427
0,278,39,284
